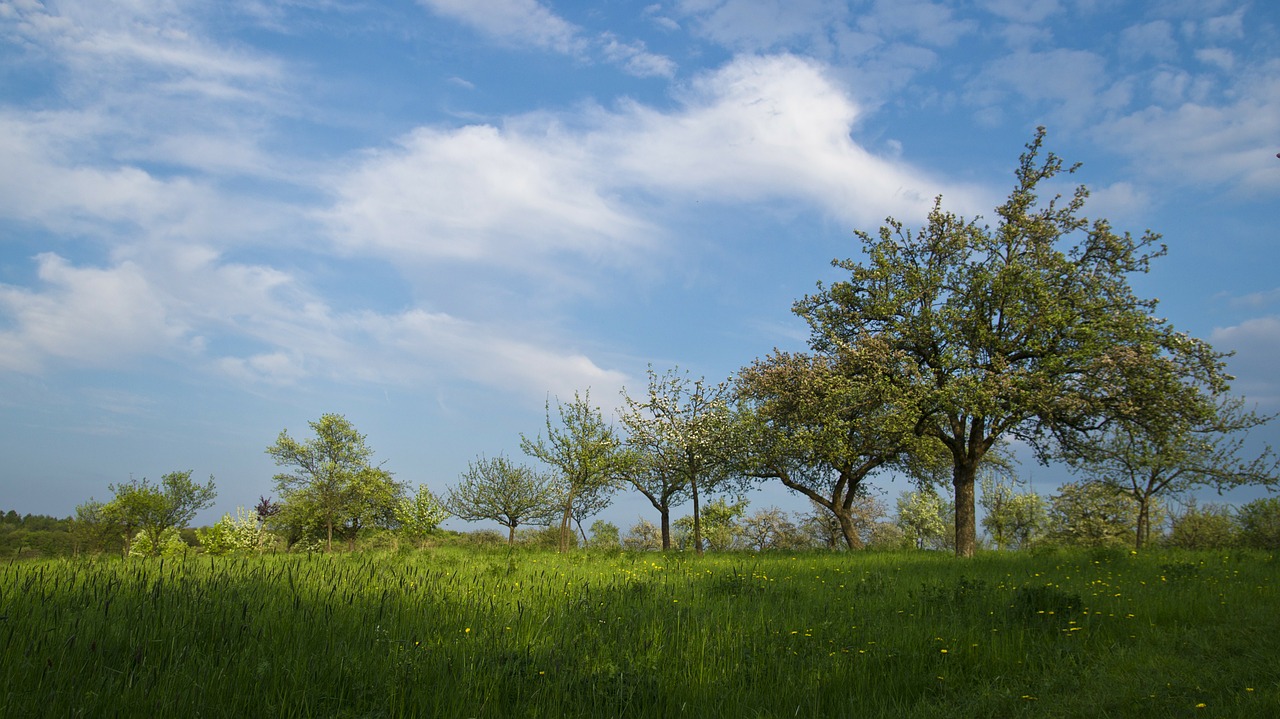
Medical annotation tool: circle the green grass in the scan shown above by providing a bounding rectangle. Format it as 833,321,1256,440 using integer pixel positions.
2,548,1276,717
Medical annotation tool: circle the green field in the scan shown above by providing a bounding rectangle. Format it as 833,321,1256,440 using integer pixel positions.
2,548,1276,718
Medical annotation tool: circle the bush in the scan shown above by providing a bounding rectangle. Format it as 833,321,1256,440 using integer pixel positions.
1164,501,1238,549
1237,497,1280,550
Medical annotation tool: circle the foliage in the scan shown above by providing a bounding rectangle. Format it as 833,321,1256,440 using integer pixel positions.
70,499,120,555
397,484,450,548
978,469,1046,550
623,517,662,551
266,413,402,552
739,506,813,551
793,128,1229,556
521,391,630,552
197,507,270,556
1236,497,1280,550
1065,395,1277,549
106,471,217,557
674,496,748,551
128,526,189,558
1046,481,1142,548
446,455,555,545
1164,500,1238,550
587,520,621,550
736,351,946,550
895,488,953,550
620,366,737,552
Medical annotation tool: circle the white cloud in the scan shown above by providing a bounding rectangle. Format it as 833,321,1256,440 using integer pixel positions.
0,254,190,372
1212,316,1280,407
417,0,583,54
596,54,988,219
600,34,677,78
966,48,1112,124
417,0,675,78
324,123,655,272
327,54,988,280
1119,20,1178,62
1095,59,1280,192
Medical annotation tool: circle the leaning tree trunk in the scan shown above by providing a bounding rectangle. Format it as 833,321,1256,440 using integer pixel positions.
835,509,864,550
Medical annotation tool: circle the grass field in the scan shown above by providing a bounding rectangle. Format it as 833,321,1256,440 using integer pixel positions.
2,547,1276,718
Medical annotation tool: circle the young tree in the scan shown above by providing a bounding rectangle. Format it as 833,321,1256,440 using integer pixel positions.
736,351,942,550
979,469,1046,550
1065,395,1277,549
106,471,217,557
70,498,121,555
1046,481,1142,548
620,366,737,551
1236,497,1280,550
623,517,662,551
1165,500,1237,550
588,520,621,549
521,391,630,552
896,489,951,550
397,484,450,549
266,413,399,552
793,128,1229,556
446,455,555,545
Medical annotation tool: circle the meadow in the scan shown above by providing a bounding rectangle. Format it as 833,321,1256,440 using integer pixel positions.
2,547,1276,718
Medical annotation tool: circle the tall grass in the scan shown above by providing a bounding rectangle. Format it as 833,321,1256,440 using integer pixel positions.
2,548,1276,717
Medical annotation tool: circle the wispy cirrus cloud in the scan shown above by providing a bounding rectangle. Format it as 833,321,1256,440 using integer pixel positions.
417,0,676,77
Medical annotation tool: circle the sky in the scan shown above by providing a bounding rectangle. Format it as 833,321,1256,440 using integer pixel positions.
1,0,1277,534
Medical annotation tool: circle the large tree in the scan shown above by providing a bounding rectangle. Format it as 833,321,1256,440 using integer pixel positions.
794,128,1227,556
619,366,737,552
1066,394,1277,549
266,413,400,552
446,455,555,545
106,471,216,557
521,391,630,552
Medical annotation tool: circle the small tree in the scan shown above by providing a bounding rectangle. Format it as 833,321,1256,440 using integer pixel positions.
979,469,1046,550
1046,481,1142,548
1165,500,1237,549
70,498,121,555
397,484,450,549
521,391,630,552
623,518,662,551
588,520,621,550
620,366,738,552
1065,395,1277,550
198,508,267,555
1237,497,1280,550
267,413,401,552
106,471,216,557
896,489,951,550
447,455,555,545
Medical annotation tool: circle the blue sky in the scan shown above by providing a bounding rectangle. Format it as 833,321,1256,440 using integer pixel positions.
1,0,1277,533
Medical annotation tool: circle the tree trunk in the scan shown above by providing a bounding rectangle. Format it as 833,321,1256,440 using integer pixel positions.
954,459,978,558
690,476,703,555
660,508,671,551
835,509,864,550
1135,497,1150,550
326,520,334,553
507,524,516,545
